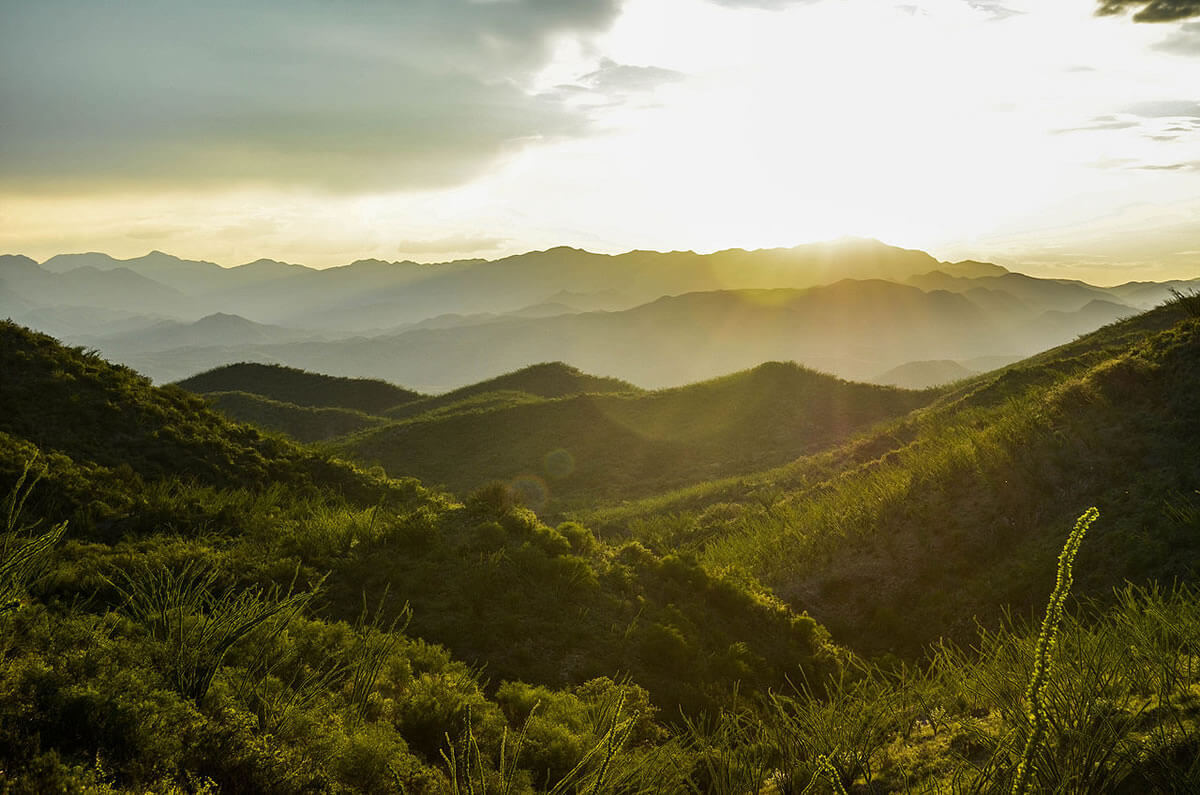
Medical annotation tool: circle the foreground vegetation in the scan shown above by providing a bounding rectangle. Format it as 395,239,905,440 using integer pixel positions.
1,293,1198,791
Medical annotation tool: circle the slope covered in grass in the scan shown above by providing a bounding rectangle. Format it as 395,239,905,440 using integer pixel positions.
340,361,936,508
596,300,1200,657
202,390,389,443
383,360,639,420
0,321,843,790
175,361,422,414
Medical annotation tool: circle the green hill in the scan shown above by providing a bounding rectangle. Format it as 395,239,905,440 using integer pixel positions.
340,361,936,508
384,361,639,420
0,320,841,791
175,361,423,414
592,298,1200,658
202,390,389,443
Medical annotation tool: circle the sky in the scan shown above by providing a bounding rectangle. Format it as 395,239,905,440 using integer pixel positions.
1,0,1199,283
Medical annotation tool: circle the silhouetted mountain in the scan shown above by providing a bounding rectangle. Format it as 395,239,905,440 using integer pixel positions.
908,270,1122,312
176,362,423,413
81,313,317,355
1107,278,1200,309
3,262,199,317
939,259,1009,278
871,359,977,388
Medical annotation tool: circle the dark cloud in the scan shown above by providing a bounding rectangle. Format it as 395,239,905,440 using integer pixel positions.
1155,21,1200,53
1096,0,1200,22
0,0,622,194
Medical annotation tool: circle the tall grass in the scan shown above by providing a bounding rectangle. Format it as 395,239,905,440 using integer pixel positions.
2,458,67,614
110,560,314,701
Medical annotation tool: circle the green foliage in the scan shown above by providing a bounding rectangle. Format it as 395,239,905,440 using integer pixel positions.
110,561,314,702
2,460,67,614
203,390,387,443
2,303,1200,791
340,360,934,509
175,361,423,414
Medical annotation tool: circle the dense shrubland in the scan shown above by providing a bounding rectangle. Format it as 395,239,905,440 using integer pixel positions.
1,301,1199,791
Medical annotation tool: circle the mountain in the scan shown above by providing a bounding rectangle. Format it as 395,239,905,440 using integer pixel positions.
339,361,935,507
1107,277,1200,309
175,362,424,414
0,318,842,790
871,359,977,388
939,259,1010,278
592,297,1200,658
200,390,389,443
79,312,318,355
144,279,1091,390
907,269,1125,312
1,261,201,318
384,361,640,420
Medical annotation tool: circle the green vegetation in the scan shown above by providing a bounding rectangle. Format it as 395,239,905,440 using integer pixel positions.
338,361,934,509
2,296,1200,791
176,362,423,414
202,390,388,443
595,303,1200,657
383,362,641,421
0,319,839,791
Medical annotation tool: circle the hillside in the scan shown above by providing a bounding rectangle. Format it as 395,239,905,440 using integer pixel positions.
202,390,389,443
384,361,640,420
588,297,1200,658
871,359,977,388
0,320,843,791
339,361,935,507
175,361,423,414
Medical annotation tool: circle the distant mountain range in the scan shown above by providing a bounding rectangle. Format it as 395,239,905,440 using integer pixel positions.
3,240,1196,390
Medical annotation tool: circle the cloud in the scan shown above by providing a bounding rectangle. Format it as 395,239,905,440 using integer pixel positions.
1156,21,1200,53
967,2,1023,21
707,0,819,9
1053,115,1141,133
1130,160,1200,170
0,0,622,194
1096,0,1200,22
578,59,686,94
1125,100,1200,117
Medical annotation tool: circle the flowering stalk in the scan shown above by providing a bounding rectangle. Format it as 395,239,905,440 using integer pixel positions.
1010,507,1099,795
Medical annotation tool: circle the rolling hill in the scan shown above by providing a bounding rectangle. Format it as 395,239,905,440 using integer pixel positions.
336,361,936,507
587,296,1200,658
383,361,641,420
0,319,846,790
175,362,424,414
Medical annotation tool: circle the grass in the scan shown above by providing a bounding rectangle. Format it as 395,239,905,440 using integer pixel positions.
1,300,1199,790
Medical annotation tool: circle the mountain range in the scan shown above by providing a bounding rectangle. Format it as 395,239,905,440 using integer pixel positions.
3,240,1197,390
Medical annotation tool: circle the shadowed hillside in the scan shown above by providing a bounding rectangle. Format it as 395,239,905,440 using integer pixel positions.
589,298,1200,658
384,361,640,420
0,320,847,791
176,361,423,414
202,390,389,443
340,361,936,507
